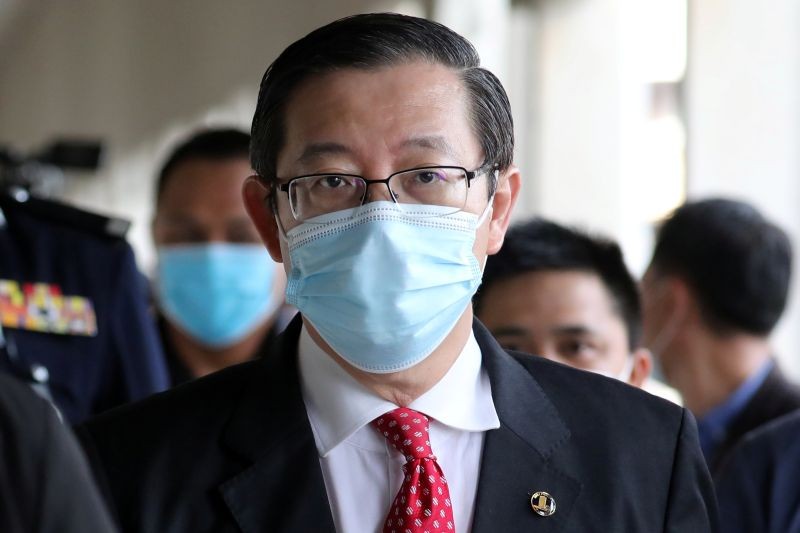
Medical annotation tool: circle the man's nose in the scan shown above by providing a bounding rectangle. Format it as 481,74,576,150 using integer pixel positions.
363,181,396,204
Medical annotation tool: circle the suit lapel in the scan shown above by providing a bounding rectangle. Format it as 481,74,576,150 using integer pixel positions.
471,321,582,533
218,317,336,533
215,317,584,532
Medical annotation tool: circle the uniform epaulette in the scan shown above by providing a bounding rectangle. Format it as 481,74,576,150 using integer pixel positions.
0,189,130,239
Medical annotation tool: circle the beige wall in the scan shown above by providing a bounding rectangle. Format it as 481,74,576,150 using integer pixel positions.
687,0,800,378
0,0,424,269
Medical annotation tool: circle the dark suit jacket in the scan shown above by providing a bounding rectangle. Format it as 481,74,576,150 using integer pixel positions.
0,373,117,533
709,364,800,476
715,410,800,533
78,317,717,532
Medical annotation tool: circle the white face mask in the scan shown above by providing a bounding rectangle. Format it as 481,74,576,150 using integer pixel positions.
591,355,635,383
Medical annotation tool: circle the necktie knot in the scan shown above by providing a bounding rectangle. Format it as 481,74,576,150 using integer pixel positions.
374,407,434,461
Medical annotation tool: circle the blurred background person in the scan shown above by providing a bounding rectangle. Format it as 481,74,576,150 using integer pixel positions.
641,197,800,476
1,166,169,424
0,372,117,533
475,217,654,389
151,128,287,385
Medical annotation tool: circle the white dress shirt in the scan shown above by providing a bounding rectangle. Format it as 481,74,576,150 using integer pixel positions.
298,325,500,533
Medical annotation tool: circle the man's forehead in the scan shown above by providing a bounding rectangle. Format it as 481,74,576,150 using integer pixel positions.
278,62,476,161
289,65,464,115
158,158,252,203
290,61,465,99
501,270,620,320
293,135,462,167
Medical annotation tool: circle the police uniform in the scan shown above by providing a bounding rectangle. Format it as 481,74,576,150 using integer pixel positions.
0,190,169,423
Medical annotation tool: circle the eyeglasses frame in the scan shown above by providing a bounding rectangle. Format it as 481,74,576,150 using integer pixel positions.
274,164,495,222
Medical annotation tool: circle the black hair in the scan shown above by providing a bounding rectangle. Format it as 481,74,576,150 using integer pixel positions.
476,217,643,351
250,12,513,196
156,128,251,204
650,198,792,336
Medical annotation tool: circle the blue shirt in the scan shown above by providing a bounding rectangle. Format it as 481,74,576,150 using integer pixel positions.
697,359,774,462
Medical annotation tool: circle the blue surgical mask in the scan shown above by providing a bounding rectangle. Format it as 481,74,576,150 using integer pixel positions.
156,243,277,348
285,201,490,373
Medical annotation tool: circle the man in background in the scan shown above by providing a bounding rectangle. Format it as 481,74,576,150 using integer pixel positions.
641,197,800,475
152,128,287,384
475,218,653,388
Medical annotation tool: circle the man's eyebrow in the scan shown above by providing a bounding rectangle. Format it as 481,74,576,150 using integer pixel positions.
490,326,527,337
551,325,595,337
296,142,352,164
157,214,200,226
400,135,460,160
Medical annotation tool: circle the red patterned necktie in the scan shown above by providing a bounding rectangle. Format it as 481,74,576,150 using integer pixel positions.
373,407,455,533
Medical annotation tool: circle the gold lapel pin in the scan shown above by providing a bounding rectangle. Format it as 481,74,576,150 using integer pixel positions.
530,491,556,517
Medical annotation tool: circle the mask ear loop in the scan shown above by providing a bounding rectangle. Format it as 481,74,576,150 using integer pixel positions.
476,169,500,271
590,355,635,382
617,355,635,382
476,168,499,227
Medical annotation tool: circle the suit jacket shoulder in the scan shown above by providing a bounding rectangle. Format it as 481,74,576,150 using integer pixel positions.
0,374,117,533
1,191,130,240
78,359,271,533
712,363,800,473
78,317,331,533
715,410,800,533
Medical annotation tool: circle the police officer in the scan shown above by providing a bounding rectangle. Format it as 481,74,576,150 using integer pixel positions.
0,188,169,423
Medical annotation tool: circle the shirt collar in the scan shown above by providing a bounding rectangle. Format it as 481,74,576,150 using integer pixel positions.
697,358,774,460
298,324,499,457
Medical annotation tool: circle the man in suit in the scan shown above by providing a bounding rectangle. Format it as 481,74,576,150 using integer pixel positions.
715,409,800,532
641,198,800,476
79,13,717,532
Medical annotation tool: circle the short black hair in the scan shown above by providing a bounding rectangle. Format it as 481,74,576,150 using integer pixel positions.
476,217,642,351
250,12,513,195
649,198,792,336
156,128,251,204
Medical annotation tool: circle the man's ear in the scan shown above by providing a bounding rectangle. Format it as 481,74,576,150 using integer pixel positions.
243,176,283,263
629,347,653,388
486,165,521,255
663,276,693,327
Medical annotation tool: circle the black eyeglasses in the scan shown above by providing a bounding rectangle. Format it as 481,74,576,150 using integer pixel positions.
276,165,494,222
